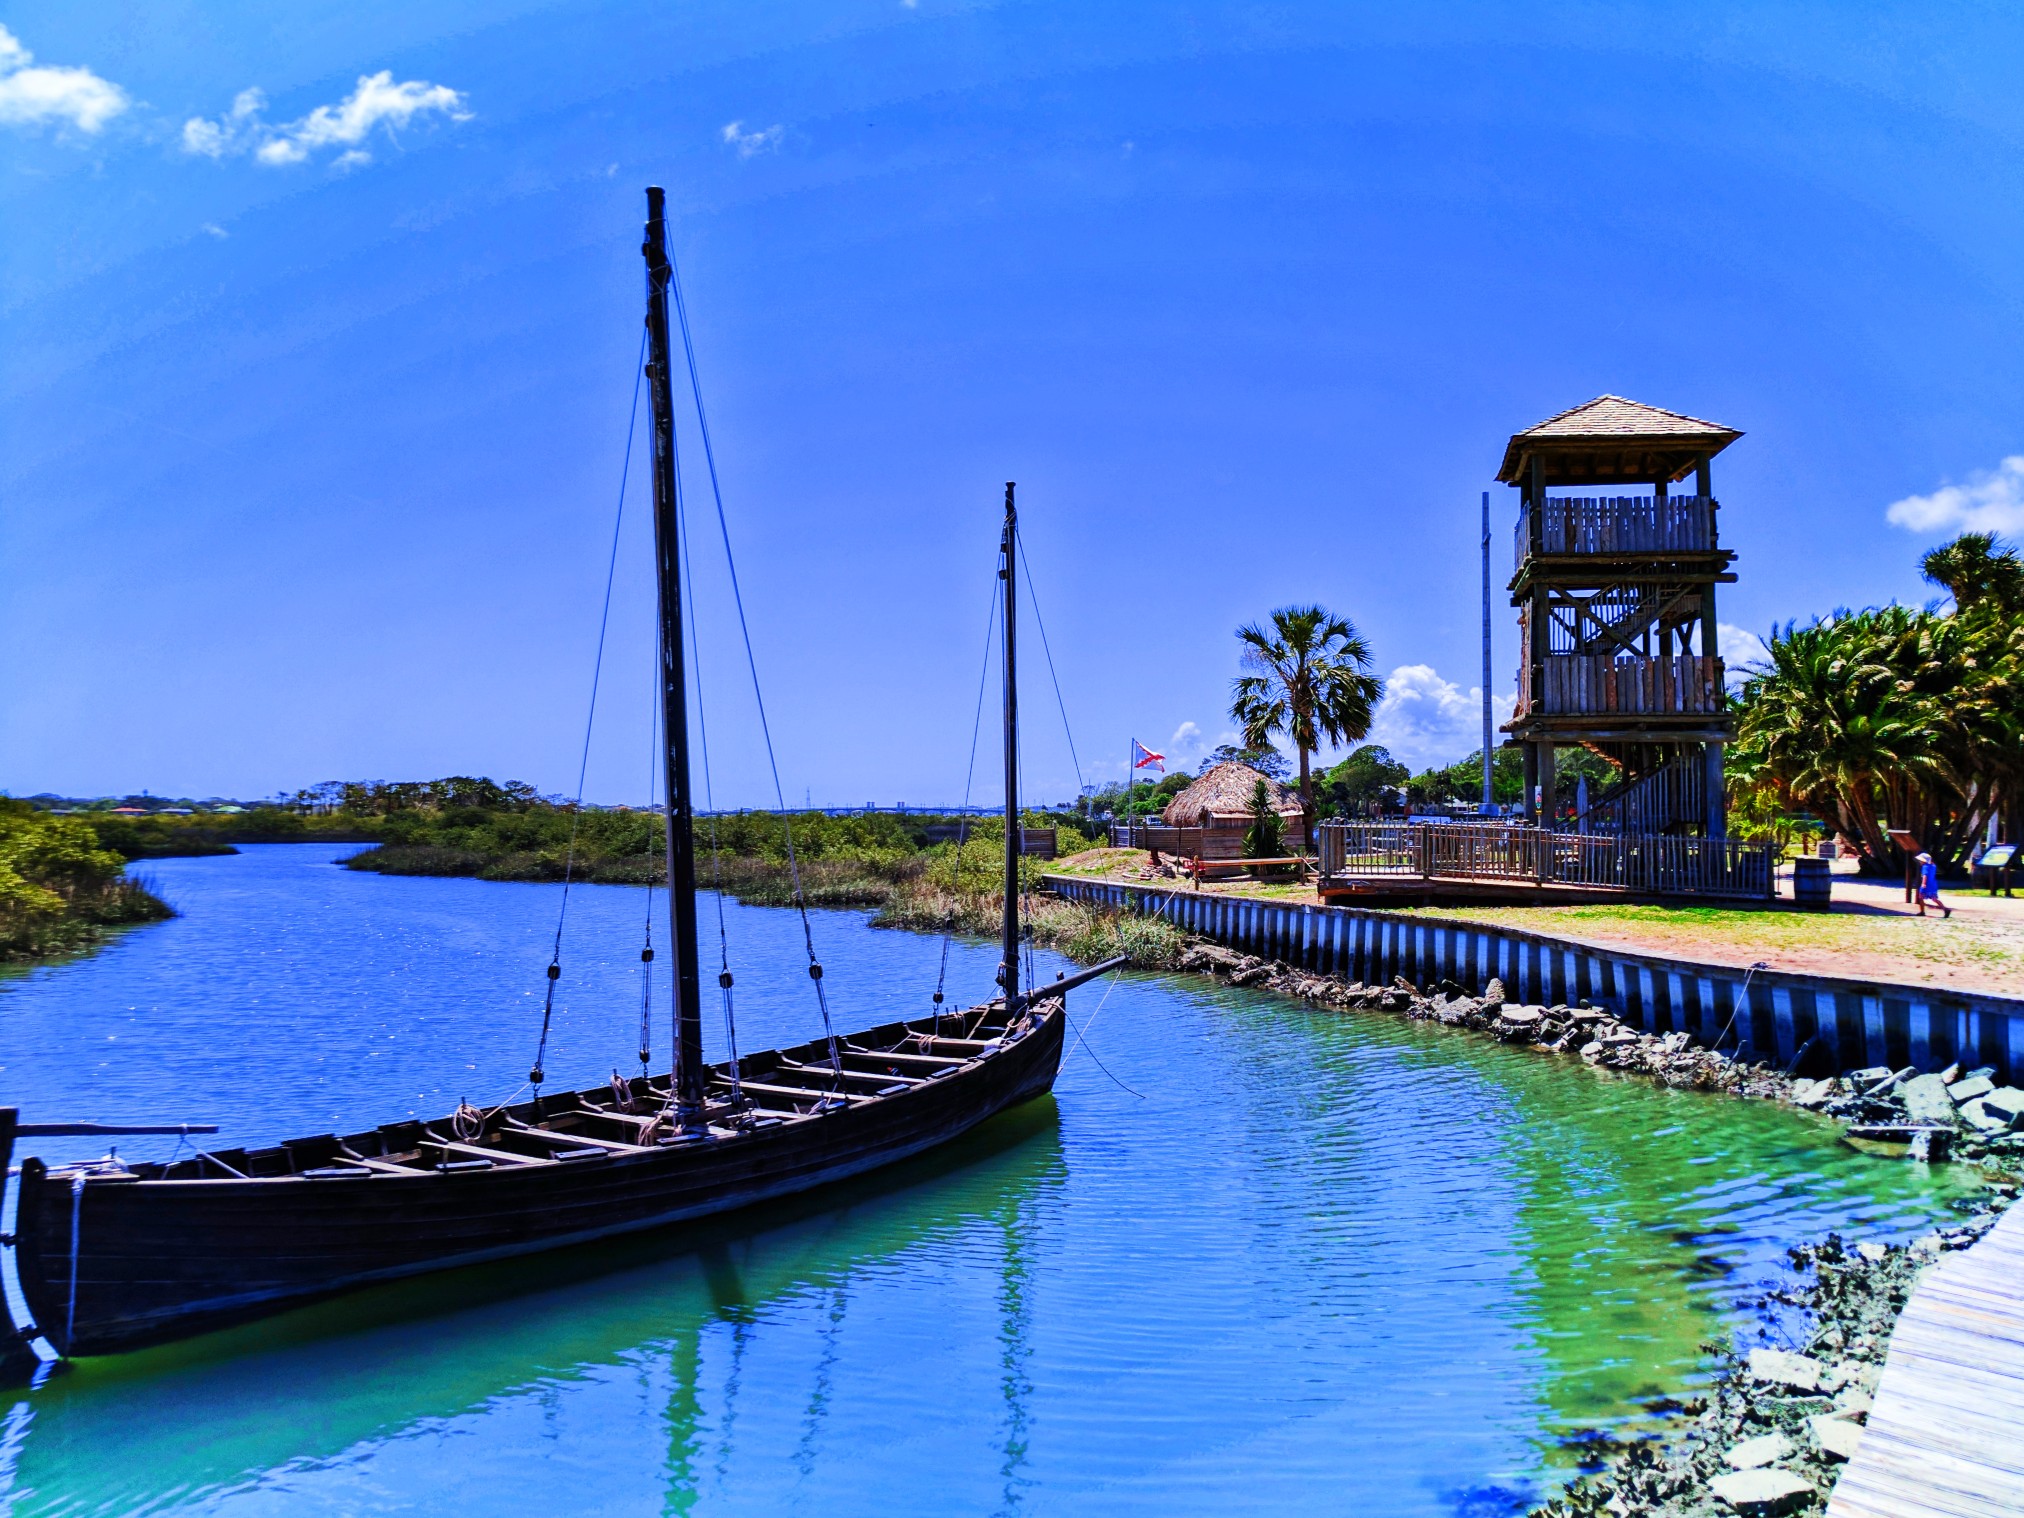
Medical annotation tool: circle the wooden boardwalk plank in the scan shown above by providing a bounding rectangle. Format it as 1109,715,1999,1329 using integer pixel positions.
1827,1204,2024,1517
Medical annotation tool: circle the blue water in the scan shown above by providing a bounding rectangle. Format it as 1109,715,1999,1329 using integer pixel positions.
0,846,1971,1516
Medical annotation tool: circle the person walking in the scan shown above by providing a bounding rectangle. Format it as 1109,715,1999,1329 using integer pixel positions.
1916,851,1952,918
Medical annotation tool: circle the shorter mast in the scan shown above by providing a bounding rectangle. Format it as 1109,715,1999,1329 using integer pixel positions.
1000,482,1021,1012
642,186,706,1126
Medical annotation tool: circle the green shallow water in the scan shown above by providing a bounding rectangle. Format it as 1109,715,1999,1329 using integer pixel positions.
0,846,1974,1515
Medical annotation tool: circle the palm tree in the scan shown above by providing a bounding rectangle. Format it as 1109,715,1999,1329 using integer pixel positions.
1922,532,2024,616
1230,606,1384,836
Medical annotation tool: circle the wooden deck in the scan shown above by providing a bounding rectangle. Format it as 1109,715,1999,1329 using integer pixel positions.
1827,1203,2024,1517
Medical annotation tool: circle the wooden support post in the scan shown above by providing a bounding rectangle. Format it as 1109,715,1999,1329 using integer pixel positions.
1522,744,1539,824
1696,454,1712,499
1538,744,1556,830
0,1109,45,1384
1704,743,1726,839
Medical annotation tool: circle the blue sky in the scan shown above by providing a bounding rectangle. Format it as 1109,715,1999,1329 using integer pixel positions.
5,2,2023,806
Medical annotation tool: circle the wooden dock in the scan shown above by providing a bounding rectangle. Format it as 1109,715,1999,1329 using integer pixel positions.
1827,1202,2024,1516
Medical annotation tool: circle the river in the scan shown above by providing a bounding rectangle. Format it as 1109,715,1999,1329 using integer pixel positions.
0,845,1972,1515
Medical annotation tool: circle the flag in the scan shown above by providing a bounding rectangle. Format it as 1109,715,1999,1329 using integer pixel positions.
1132,740,1165,774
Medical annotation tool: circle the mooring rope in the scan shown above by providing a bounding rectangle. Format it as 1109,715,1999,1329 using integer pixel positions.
1711,960,1771,1059
1058,1000,1145,1100
531,324,648,1092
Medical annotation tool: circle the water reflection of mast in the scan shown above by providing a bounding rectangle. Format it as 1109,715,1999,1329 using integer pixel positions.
659,1239,753,1512
659,1321,702,1516
995,1198,1037,1514
793,1282,850,1477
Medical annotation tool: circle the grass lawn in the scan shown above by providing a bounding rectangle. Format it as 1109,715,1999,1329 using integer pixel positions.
1390,901,2024,996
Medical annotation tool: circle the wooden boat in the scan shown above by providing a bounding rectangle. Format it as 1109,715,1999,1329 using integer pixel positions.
4,186,1114,1363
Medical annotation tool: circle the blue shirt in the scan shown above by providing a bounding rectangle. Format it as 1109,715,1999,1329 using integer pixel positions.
1921,860,1940,893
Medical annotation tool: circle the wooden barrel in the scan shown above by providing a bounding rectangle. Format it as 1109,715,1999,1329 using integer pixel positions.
1793,856,1832,912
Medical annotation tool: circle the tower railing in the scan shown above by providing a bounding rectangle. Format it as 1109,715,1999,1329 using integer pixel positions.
1516,494,1716,568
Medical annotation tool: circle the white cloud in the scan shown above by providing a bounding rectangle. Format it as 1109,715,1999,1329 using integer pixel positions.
1366,663,1516,770
0,24,128,134
183,72,469,168
1885,456,2024,536
1717,623,1769,670
721,120,784,158
1169,720,1201,749
181,86,264,157
201,221,228,239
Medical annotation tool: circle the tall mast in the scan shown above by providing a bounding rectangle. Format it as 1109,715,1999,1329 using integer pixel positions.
1481,489,1494,813
1000,482,1021,1013
642,186,706,1125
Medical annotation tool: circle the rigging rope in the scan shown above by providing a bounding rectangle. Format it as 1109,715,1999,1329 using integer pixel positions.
665,245,840,1081
676,446,745,1107
530,323,648,1091
930,573,1001,1028
1014,532,1086,795
638,654,658,1076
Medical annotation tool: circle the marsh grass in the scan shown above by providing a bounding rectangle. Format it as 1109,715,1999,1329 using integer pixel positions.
0,874,174,962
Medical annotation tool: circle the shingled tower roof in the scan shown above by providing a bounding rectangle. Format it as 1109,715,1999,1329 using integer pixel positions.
1497,396,1741,487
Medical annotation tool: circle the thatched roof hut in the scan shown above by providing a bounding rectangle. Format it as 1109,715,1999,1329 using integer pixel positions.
1161,763,1302,828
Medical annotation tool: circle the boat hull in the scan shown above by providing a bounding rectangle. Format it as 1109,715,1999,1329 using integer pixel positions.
15,1006,1064,1358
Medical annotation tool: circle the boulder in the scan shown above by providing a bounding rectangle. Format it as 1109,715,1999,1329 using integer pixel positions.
1961,1098,2013,1133
1848,1066,1893,1092
1900,1073,1956,1126
1794,1079,1836,1109
1810,1415,1864,1461
1722,1431,1793,1470
1747,1347,1826,1393
1949,1074,1995,1104
1982,1086,2024,1126
1830,1361,1880,1394
1709,1468,1813,1515
1855,1241,1888,1262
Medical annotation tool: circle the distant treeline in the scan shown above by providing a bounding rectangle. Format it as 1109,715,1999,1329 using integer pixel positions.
0,800,172,962
341,794,1101,901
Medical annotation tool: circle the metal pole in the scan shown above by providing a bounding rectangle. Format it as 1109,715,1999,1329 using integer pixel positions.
642,187,705,1126
1481,490,1494,813
1000,483,1021,1012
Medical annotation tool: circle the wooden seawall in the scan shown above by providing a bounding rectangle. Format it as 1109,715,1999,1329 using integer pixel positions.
1043,877,2024,1083
1825,1202,2024,1516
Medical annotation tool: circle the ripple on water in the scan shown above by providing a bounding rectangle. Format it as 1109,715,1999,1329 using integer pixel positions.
0,846,1975,1517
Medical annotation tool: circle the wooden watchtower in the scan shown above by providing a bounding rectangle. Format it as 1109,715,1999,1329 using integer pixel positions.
1499,396,1741,837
